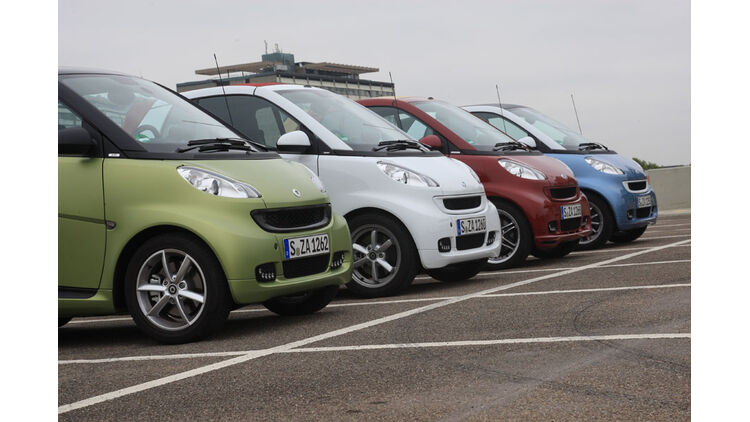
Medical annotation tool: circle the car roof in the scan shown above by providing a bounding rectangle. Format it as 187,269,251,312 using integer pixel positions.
468,103,525,110
58,66,131,76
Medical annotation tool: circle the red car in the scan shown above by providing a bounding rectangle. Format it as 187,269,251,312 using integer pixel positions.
359,97,592,269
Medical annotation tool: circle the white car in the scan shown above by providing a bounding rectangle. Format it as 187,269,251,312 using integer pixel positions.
185,84,501,297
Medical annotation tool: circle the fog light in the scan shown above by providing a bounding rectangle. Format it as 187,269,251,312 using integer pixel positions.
438,237,451,252
331,251,346,269
627,210,634,219
548,222,557,233
486,231,496,246
255,263,276,282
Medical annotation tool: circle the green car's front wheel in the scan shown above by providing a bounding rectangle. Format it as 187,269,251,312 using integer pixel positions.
124,233,231,344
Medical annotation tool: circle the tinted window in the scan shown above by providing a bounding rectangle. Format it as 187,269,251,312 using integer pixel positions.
197,95,301,148
58,102,82,130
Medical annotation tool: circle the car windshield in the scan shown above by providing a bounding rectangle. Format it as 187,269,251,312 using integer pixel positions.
60,74,241,153
277,89,411,151
507,107,589,151
411,100,516,151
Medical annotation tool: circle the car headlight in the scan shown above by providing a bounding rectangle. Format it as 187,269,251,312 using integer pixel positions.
302,165,326,193
584,157,624,175
451,158,481,183
377,161,439,187
177,166,261,198
498,159,546,180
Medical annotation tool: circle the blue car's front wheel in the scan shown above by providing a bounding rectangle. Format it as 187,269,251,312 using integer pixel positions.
578,193,614,250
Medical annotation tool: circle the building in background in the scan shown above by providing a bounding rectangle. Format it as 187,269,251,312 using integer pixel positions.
177,47,395,100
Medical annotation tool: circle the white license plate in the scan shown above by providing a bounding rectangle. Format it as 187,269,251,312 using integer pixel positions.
561,204,582,219
457,217,486,236
637,195,652,208
283,234,329,260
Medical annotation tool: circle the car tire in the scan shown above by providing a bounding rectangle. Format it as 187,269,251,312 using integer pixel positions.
425,259,487,282
58,318,71,327
346,213,419,298
610,226,648,243
124,233,231,344
577,193,615,250
532,240,580,259
263,285,340,316
484,198,533,271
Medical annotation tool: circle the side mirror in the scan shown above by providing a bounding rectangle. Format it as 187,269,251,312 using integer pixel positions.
277,130,311,153
517,136,536,148
418,134,442,150
59,127,96,155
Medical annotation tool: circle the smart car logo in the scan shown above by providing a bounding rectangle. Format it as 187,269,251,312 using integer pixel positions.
292,189,302,198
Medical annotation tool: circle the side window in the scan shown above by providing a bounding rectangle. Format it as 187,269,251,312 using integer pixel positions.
58,101,82,130
397,111,436,139
197,95,302,148
473,112,529,141
369,106,401,128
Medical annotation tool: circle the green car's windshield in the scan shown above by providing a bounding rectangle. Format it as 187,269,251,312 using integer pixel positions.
277,89,411,151
60,74,241,153
411,100,516,151
508,107,588,151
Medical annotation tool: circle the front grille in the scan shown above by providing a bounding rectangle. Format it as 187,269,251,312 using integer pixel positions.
636,207,652,218
251,204,331,233
443,196,482,210
455,233,485,250
560,217,581,232
282,254,330,279
627,181,648,191
549,186,577,200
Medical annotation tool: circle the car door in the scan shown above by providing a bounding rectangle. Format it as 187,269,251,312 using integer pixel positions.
58,101,106,292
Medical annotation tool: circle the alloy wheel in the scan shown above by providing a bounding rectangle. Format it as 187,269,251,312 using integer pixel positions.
487,209,520,264
135,249,207,331
351,225,401,288
579,201,602,245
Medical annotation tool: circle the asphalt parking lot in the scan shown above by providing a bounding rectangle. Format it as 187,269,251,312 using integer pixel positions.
58,214,690,421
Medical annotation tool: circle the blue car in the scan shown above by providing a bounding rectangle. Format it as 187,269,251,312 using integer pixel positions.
464,104,657,249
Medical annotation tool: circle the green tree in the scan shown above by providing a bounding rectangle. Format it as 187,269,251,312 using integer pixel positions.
632,157,660,170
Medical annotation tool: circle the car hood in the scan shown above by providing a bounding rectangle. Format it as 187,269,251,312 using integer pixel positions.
502,154,578,186
379,156,486,195
180,159,330,208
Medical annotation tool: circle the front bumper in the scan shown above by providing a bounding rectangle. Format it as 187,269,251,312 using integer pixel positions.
412,196,502,269
524,191,593,250
614,189,658,231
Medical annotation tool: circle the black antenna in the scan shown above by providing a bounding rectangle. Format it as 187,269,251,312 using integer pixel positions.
570,93,583,135
214,53,234,126
388,72,397,106
495,84,508,134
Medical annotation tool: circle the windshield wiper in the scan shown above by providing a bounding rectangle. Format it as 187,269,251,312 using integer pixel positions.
578,142,609,151
493,142,529,152
177,138,266,153
372,140,426,152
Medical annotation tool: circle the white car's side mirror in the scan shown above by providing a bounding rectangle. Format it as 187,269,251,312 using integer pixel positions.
277,130,311,152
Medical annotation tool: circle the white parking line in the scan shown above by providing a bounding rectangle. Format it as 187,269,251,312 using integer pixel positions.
572,244,689,255
652,223,691,228
59,328,692,365
58,238,690,414
68,259,691,324
287,333,691,353
639,234,691,240
642,228,691,234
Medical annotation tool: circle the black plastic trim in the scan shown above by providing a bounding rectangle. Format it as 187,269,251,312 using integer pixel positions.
58,286,97,299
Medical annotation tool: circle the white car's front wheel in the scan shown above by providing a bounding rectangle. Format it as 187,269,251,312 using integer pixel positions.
346,214,418,298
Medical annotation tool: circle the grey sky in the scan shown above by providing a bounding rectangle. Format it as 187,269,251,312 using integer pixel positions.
59,0,690,165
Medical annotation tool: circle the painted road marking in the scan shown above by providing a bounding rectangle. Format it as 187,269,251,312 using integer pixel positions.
59,330,691,365
68,260,691,325
58,239,690,414
639,234,691,240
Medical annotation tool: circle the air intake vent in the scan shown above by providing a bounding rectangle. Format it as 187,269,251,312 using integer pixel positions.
456,233,485,250
251,204,331,233
282,254,330,278
549,187,577,200
627,181,647,191
443,196,482,210
560,217,581,232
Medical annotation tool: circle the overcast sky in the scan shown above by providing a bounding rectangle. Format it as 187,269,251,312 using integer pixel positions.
59,0,690,165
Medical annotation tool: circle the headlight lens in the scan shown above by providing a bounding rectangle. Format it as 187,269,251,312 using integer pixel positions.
302,165,326,193
584,157,624,175
177,167,261,198
451,158,481,183
377,161,439,187
498,159,546,180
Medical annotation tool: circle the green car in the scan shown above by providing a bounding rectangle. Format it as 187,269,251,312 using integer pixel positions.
58,68,352,343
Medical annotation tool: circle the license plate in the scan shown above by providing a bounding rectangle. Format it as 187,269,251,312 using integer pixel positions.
561,204,582,219
457,217,486,236
283,234,329,260
637,195,652,208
